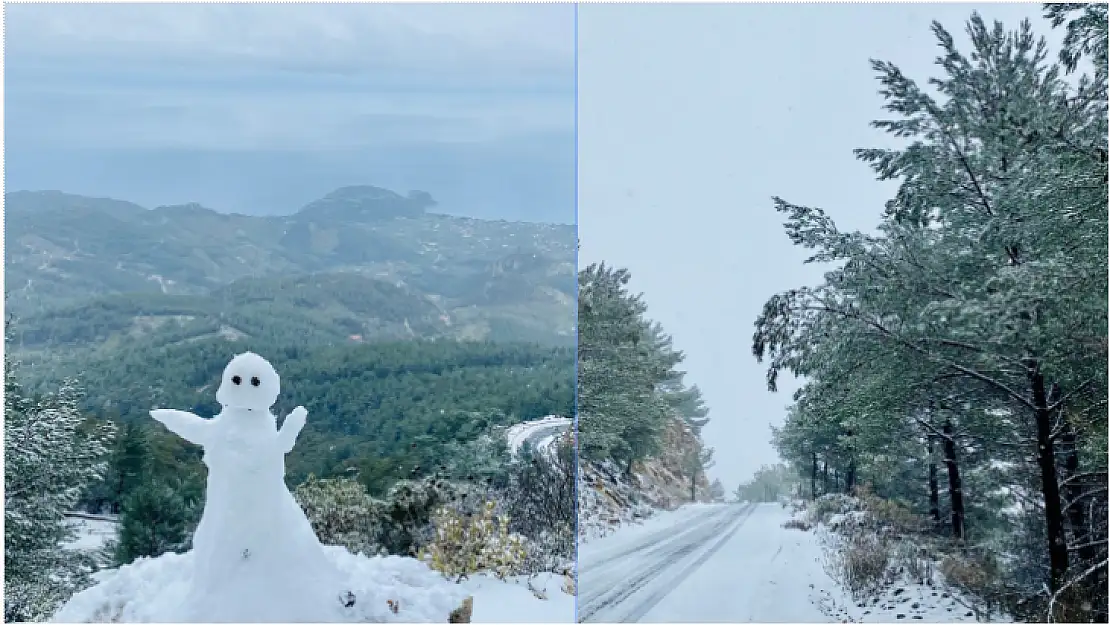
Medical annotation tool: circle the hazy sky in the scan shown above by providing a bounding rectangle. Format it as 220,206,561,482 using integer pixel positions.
578,3,1055,489
6,4,575,221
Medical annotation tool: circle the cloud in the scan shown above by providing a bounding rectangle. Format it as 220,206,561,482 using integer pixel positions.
6,3,574,80
5,3,575,151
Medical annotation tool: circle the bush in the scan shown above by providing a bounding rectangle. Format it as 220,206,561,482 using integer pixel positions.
295,473,469,557
500,443,575,569
378,476,463,556
422,500,528,581
821,529,893,600
294,475,385,556
782,518,812,531
856,488,926,536
940,550,1005,620
115,479,196,565
808,493,859,525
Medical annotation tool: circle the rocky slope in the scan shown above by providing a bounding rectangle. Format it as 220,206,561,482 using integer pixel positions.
578,418,710,541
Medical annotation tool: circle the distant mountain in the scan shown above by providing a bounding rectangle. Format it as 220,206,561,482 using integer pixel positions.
5,186,576,355
4,137,576,222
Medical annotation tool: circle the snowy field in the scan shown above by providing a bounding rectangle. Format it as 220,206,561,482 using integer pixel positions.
578,502,998,623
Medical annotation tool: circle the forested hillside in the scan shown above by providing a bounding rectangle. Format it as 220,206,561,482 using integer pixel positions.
6,186,576,351
753,6,1107,621
577,263,717,530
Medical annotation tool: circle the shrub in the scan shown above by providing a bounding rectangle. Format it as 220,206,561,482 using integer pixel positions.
116,479,195,564
500,443,575,569
940,550,1005,620
782,518,812,531
822,529,893,600
856,488,926,536
294,475,385,556
378,476,464,556
808,493,859,525
422,500,528,581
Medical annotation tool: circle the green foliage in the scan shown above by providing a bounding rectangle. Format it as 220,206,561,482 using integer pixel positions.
577,263,708,471
294,475,385,557
755,8,1107,620
422,500,529,582
5,186,575,349
115,480,196,565
4,341,115,622
26,338,571,509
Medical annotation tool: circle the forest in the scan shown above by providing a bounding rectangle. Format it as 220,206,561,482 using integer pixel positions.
577,263,714,483
754,6,1107,622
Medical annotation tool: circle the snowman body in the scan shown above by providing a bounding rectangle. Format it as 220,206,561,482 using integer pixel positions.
151,353,350,622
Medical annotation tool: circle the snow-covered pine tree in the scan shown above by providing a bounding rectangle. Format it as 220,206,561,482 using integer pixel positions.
754,6,1106,620
5,346,115,622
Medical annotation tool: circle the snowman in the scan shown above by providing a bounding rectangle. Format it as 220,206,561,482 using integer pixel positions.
150,352,354,622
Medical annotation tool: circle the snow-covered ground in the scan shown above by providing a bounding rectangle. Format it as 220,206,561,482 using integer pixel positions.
578,502,996,623
505,415,571,460
63,516,118,553
57,516,573,623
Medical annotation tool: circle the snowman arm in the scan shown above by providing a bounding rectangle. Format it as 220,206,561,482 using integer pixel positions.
277,406,308,453
150,409,211,446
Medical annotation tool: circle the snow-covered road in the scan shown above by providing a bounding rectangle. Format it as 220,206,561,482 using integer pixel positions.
506,415,571,460
579,503,835,623
579,502,989,623
578,503,760,622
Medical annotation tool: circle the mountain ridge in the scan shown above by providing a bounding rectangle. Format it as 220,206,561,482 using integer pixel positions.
5,186,575,353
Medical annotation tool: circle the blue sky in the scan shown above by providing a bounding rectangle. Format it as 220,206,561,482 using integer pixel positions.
5,4,576,221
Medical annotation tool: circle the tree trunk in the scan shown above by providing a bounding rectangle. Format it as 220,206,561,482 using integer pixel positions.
1029,363,1068,594
822,460,829,496
941,419,965,541
690,469,697,502
811,452,818,501
927,438,941,530
845,458,857,494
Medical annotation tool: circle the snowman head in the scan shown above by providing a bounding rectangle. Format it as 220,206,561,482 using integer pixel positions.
216,352,280,412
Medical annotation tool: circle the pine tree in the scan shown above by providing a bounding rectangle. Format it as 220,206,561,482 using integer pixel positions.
4,342,115,621
753,7,1106,620
115,479,193,565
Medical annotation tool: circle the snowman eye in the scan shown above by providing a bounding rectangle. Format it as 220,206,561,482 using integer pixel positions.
232,375,242,385
250,377,261,387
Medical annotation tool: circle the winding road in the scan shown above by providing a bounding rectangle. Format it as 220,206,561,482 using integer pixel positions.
505,415,571,460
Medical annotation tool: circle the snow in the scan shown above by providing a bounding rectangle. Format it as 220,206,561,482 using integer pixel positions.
505,415,571,459
579,502,1003,623
54,354,574,623
63,517,118,553
460,573,574,623
53,548,469,623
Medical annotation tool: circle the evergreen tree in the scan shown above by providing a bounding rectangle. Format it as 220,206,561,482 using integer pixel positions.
115,479,193,565
753,7,1106,620
4,342,115,621
578,263,710,473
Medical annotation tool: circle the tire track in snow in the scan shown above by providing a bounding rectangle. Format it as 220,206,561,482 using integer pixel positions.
578,504,757,623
